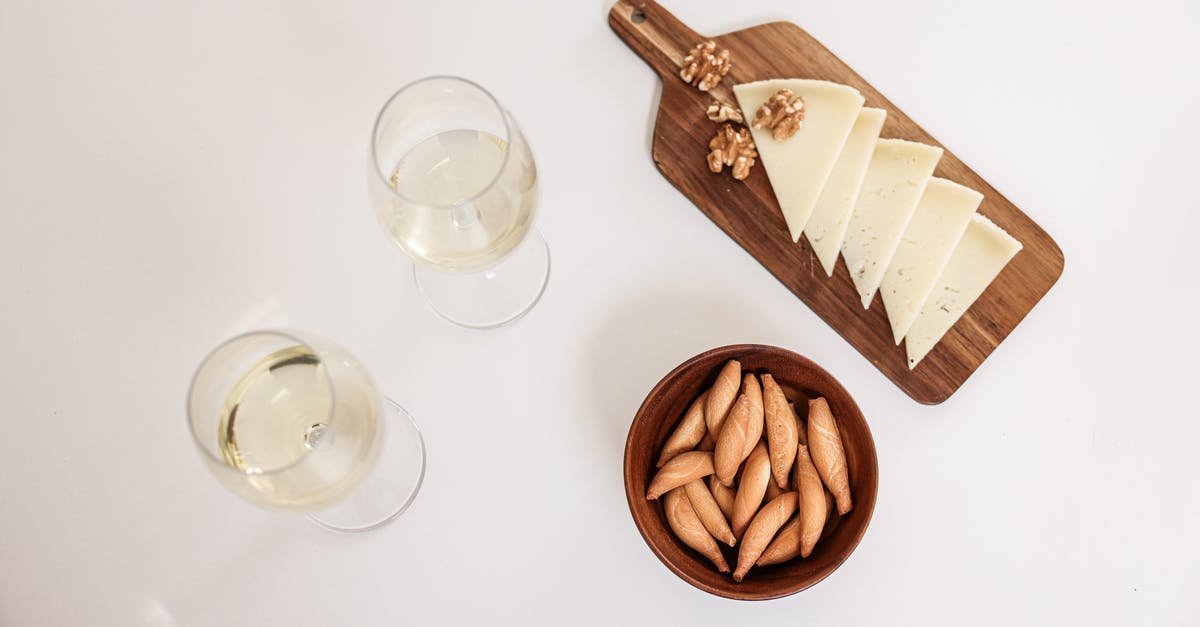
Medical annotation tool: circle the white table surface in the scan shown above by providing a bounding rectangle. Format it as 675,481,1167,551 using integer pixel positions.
2,0,1198,624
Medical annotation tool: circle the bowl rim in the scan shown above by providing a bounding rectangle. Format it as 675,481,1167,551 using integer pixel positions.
622,343,878,600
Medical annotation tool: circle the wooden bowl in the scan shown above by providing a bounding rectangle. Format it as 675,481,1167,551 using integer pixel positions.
623,344,878,600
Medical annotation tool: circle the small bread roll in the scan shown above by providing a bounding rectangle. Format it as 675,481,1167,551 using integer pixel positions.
733,491,798,581
731,441,771,539
794,443,828,557
646,451,714,500
657,391,709,467
762,374,798,489
740,374,764,458
713,394,752,487
663,487,730,572
683,479,736,546
807,397,852,515
704,360,741,435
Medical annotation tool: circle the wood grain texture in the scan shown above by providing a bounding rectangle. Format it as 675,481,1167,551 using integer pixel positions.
609,0,1064,404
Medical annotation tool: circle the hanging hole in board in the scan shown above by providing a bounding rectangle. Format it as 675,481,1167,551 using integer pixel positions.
631,8,646,23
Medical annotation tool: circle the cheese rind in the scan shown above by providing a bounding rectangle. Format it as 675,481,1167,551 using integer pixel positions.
733,80,865,242
880,177,982,344
841,139,943,308
806,107,887,276
904,214,1022,369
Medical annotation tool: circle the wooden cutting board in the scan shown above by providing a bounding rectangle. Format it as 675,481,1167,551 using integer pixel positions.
609,0,1064,404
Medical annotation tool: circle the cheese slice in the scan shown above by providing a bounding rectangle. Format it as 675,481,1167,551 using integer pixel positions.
841,139,942,308
880,178,982,344
904,214,1022,369
733,79,865,242
805,107,887,275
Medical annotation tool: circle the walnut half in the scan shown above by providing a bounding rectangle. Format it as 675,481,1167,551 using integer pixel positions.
706,101,744,124
752,89,806,141
680,41,732,92
707,123,758,181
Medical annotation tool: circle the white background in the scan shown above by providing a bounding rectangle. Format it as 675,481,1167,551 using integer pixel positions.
1,0,1197,625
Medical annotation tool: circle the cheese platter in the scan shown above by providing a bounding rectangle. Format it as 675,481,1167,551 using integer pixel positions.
609,0,1064,404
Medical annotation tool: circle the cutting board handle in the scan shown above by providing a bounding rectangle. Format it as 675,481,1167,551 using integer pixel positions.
608,0,703,80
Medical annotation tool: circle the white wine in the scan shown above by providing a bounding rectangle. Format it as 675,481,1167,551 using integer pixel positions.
218,345,331,473
214,345,381,510
382,129,538,272
189,330,423,530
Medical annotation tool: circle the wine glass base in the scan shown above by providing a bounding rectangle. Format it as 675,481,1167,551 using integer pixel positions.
413,230,551,330
307,399,425,533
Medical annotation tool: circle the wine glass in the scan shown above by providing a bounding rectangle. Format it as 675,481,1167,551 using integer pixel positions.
187,330,425,532
368,75,550,329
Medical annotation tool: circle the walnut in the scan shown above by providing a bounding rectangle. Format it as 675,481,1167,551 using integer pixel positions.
680,41,732,92
707,124,757,181
705,101,744,124
752,89,806,140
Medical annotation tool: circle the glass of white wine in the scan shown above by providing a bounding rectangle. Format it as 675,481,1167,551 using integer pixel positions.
368,75,549,329
187,330,425,532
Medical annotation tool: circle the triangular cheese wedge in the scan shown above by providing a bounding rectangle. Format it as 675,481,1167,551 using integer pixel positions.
841,139,942,308
805,107,887,275
880,178,982,344
733,80,864,242
904,214,1022,368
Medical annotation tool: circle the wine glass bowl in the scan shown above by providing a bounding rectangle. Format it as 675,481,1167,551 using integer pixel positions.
187,331,382,511
368,76,549,329
187,330,425,532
